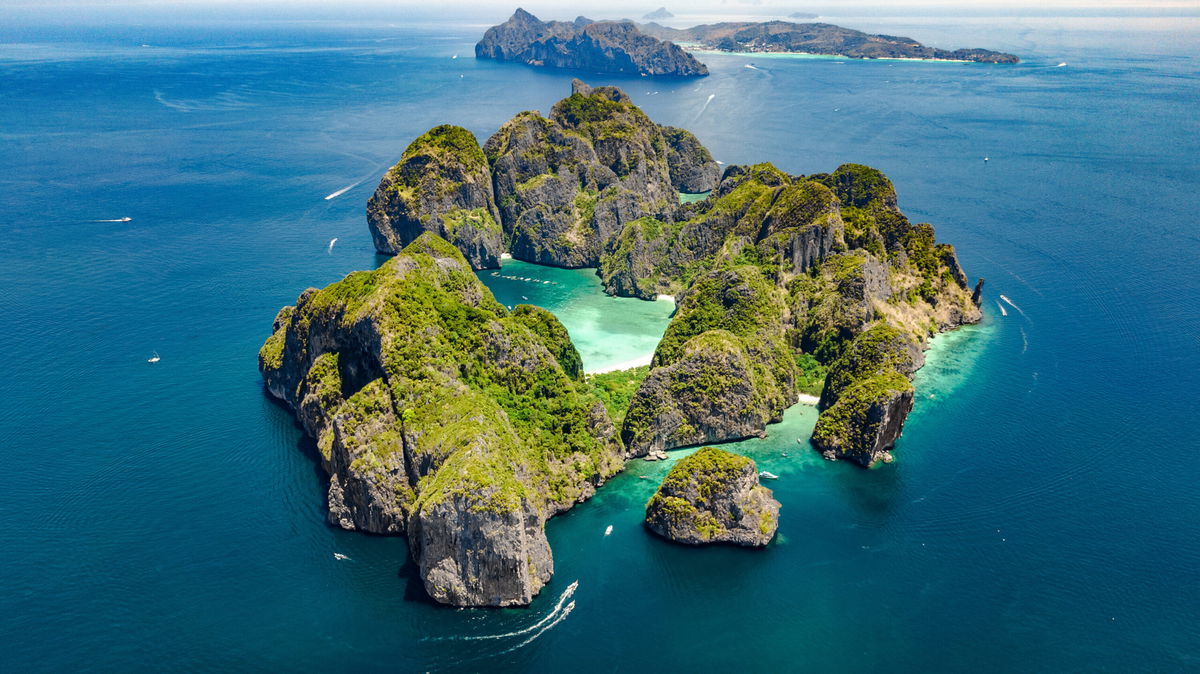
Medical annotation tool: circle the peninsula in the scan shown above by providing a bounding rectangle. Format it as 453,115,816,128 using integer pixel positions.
475,9,708,77
261,79,982,608
640,20,1020,63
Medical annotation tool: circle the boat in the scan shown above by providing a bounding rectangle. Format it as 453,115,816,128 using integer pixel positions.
333,553,349,561
147,351,160,363
758,471,779,480
604,525,613,536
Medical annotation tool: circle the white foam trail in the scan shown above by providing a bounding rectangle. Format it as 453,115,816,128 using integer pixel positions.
998,294,1028,318
153,89,190,112
328,237,338,253
697,93,716,117
499,601,575,654
324,180,363,200
92,217,132,222
744,64,760,70
996,301,1007,316
1020,328,1029,354
451,580,578,642
1056,62,1067,67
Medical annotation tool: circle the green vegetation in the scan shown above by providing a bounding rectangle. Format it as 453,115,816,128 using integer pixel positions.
442,207,501,236
811,369,913,456
261,232,621,526
794,352,828,397
587,366,650,426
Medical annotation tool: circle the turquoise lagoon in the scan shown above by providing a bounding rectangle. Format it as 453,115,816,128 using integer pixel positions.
1,7,1198,672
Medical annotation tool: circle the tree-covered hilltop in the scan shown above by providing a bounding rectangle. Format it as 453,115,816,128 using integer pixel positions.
366,125,503,269
644,447,780,546
259,233,623,607
370,80,720,270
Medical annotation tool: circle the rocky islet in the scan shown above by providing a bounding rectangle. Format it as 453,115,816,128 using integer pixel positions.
263,79,981,607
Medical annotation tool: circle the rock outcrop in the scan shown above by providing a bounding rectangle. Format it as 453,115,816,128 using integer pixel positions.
640,20,1019,63
366,125,502,269
484,80,679,267
622,266,797,456
259,233,623,606
609,159,980,463
660,126,721,193
645,447,779,546
476,9,708,77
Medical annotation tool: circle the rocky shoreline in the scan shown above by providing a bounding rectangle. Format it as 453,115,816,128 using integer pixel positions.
261,78,982,608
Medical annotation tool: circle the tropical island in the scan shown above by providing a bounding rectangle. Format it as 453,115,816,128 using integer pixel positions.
476,9,707,77
260,79,982,607
476,9,1018,75
640,20,1020,63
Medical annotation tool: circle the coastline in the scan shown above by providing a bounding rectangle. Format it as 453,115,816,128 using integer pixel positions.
682,47,972,64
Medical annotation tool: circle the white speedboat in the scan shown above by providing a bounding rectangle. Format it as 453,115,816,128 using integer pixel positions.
758,471,779,480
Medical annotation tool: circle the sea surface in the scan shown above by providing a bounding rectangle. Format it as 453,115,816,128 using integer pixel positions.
1,7,1198,671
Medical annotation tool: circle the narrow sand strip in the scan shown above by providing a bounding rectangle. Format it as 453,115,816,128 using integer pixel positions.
586,355,652,375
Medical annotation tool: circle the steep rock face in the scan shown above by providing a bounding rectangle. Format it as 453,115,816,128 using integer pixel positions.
484,80,677,267
621,266,797,456
476,9,708,77
366,125,502,269
601,158,981,466
818,323,924,410
600,163,845,300
259,233,622,606
811,371,915,467
645,447,779,546
660,126,721,193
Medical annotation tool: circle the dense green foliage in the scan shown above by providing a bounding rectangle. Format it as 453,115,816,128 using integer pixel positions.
811,370,913,455
261,233,620,520
587,366,650,427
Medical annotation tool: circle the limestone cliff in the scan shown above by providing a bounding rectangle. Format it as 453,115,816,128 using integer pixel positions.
476,9,708,77
645,447,779,546
622,266,797,457
611,161,981,463
483,80,691,267
367,125,502,269
259,233,623,606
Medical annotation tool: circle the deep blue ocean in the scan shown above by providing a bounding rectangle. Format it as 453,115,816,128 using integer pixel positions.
2,6,1198,671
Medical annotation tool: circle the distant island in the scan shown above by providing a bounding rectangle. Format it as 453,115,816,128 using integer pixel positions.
789,12,818,19
640,20,1020,63
476,8,707,77
260,79,982,608
644,7,673,20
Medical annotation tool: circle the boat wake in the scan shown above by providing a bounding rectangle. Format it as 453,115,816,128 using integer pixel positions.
324,180,364,200
744,63,761,71
1056,62,1068,67
429,580,578,642
996,300,1008,316
328,237,338,253
694,94,716,122
998,294,1029,319
497,600,574,654
92,217,132,222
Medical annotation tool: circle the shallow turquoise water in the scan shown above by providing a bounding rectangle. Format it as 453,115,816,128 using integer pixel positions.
478,259,675,373
1,8,1198,672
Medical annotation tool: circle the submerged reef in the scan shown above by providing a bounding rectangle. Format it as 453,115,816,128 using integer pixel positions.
263,79,981,607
